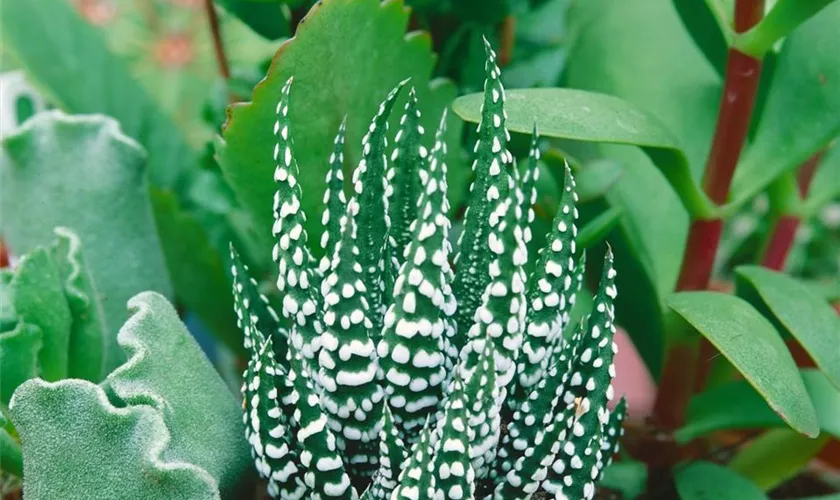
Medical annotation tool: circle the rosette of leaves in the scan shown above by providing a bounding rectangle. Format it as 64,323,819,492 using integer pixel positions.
233,39,626,499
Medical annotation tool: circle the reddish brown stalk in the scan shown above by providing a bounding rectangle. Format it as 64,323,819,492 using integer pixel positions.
203,0,237,103
760,151,825,270
499,16,516,67
653,0,765,431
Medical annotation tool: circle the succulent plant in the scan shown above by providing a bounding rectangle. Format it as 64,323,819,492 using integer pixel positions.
232,39,626,500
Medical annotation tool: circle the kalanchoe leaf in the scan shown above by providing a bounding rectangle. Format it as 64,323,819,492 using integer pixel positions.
544,249,619,499
431,372,476,500
272,77,324,380
378,111,453,442
365,404,408,499
387,88,426,271
287,336,357,499
508,162,579,413
596,397,627,482
242,331,307,499
349,79,409,341
318,119,349,277
451,37,515,350
391,420,437,500
230,244,287,362
318,209,383,474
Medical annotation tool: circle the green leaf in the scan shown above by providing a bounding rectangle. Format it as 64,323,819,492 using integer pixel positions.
574,158,624,203
564,0,722,377
49,228,107,382
730,2,840,211
803,142,840,217
0,0,196,191
729,429,829,491
599,461,648,500
1,112,172,372
453,88,715,218
219,0,460,259
9,292,252,499
7,248,71,382
667,291,819,437
216,0,292,40
578,207,623,250
735,0,838,58
672,0,732,75
0,412,22,478
735,265,840,389
676,369,840,443
675,462,768,500
150,190,241,355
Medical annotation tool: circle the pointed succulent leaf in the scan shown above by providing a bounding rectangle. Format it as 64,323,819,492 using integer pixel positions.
378,112,452,441
366,404,409,499
596,397,627,482
459,336,501,479
287,337,357,499
544,250,619,499
494,322,583,485
391,421,438,500
387,87,426,270
431,373,476,500
319,119,349,276
272,78,324,379
509,162,579,412
451,38,515,348
242,332,307,499
231,244,287,362
519,129,540,246
318,210,383,472
349,80,408,338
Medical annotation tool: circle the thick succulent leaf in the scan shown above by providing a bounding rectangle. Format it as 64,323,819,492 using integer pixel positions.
453,88,715,218
451,39,516,346
675,462,768,500
1,112,172,371
378,112,452,440
10,379,222,500
347,80,407,333
596,397,627,482
509,163,579,412
49,228,106,381
672,0,730,75
676,369,840,443
729,429,829,492
735,0,837,58
432,374,476,500
729,2,840,210
272,78,325,378
318,120,349,275
803,142,840,217
366,404,408,499
668,292,819,438
219,0,460,259
392,423,437,499
318,211,383,470
6,248,71,382
735,266,840,389
10,292,251,499
545,250,619,499
461,336,501,479
564,0,722,376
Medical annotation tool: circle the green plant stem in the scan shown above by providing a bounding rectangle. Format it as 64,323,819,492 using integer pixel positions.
760,151,824,270
653,0,766,432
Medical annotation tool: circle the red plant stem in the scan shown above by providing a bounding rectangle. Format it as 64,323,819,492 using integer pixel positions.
760,151,825,270
203,0,236,103
499,16,516,67
652,0,765,431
